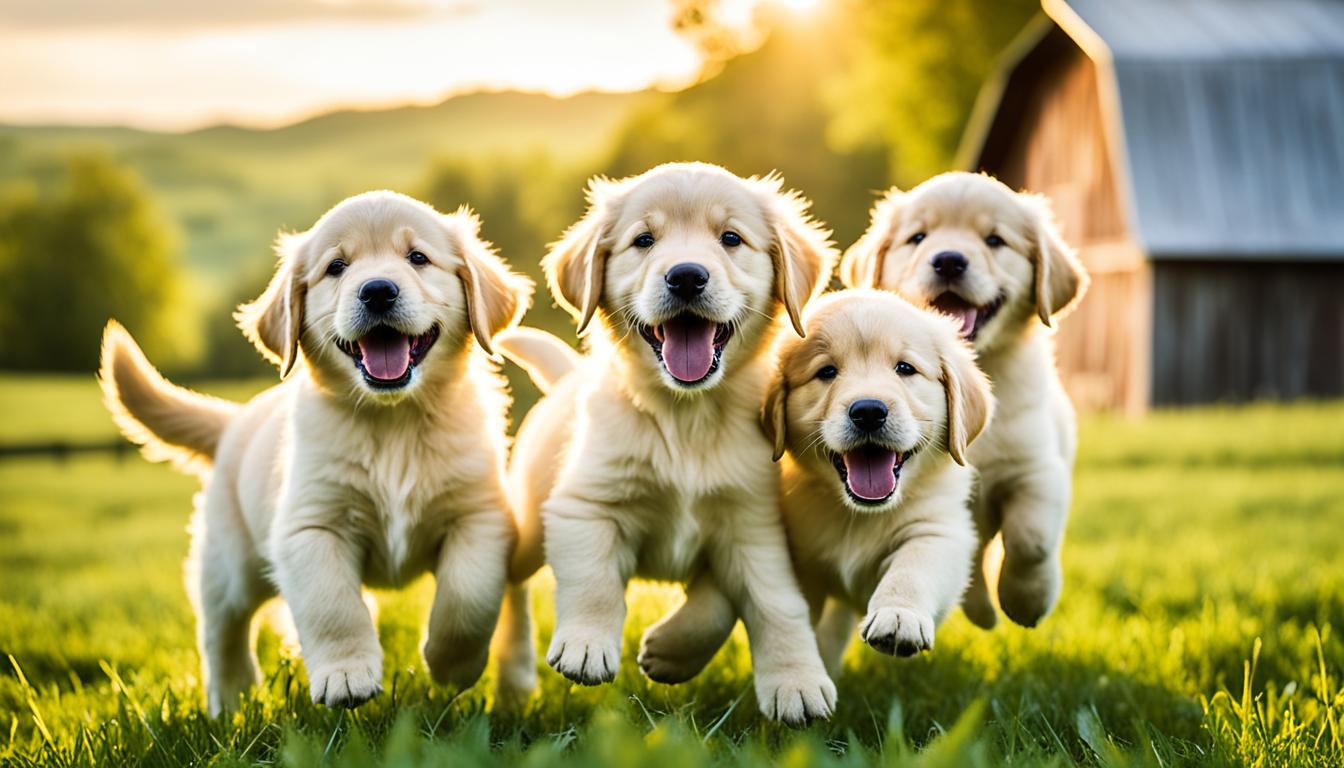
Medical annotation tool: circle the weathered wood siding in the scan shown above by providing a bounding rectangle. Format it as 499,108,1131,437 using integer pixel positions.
983,36,1149,412
1151,260,1344,404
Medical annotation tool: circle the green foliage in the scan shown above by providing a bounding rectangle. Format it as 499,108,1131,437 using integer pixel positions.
0,154,182,371
0,6,1039,376
826,0,1038,187
1,394,1342,766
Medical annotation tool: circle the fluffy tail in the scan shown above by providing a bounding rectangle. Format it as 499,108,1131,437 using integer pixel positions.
494,327,580,394
98,320,240,474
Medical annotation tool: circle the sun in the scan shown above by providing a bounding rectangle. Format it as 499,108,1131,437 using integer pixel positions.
779,0,821,11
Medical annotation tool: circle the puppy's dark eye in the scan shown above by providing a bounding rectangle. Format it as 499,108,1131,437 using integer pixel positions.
720,231,742,248
896,361,917,376
816,364,838,381
408,250,430,266
985,233,1005,248
908,232,926,246
326,259,347,277
634,232,656,249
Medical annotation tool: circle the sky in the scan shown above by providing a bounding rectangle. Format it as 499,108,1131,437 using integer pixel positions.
0,0,799,131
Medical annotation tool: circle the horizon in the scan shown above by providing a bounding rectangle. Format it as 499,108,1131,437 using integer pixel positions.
0,0,816,131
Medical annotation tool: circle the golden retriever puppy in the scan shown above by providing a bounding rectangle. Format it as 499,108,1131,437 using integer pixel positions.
495,162,838,725
636,289,992,676
839,171,1088,628
98,192,532,714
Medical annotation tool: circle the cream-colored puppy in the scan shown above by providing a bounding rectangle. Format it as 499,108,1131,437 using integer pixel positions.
99,192,532,714
495,162,838,725
636,290,992,676
840,171,1088,628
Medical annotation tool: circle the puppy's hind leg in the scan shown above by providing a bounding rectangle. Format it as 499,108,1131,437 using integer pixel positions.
190,493,273,716
814,599,854,677
961,493,1001,630
996,468,1069,628
492,581,537,710
638,571,737,684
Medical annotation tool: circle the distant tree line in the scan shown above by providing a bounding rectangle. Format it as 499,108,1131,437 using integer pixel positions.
0,0,1035,376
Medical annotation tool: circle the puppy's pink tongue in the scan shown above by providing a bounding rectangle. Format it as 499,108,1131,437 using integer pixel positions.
660,315,716,382
843,446,898,500
951,307,977,336
358,330,411,381
931,294,978,337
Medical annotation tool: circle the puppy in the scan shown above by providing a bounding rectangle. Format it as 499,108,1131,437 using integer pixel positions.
99,192,532,714
495,162,838,725
839,171,1088,628
637,290,992,676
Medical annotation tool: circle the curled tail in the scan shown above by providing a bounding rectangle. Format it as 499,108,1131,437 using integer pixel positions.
98,320,240,474
494,327,579,394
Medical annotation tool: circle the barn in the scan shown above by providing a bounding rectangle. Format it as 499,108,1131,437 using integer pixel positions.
958,0,1344,412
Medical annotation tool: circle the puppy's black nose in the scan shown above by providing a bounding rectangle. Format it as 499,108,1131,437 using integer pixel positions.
665,263,709,302
931,251,968,278
358,278,399,314
848,399,888,433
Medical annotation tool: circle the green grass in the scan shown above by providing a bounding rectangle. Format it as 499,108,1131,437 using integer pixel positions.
1,394,1342,766
0,375,271,447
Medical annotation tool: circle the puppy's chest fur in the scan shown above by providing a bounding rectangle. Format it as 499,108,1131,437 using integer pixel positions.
286,394,502,587
784,459,966,605
600,393,775,580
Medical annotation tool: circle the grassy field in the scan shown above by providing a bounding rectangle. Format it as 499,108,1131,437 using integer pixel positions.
1,379,1342,766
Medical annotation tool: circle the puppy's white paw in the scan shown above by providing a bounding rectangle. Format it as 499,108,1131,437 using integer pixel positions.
546,626,621,685
860,606,934,657
494,658,538,711
637,624,718,684
423,636,489,691
961,578,1000,630
755,666,836,727
998,556,1061,628
308,653,383,709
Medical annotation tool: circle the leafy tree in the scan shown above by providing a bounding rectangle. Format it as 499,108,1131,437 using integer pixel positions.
826,0,1038,187
0,154,182,371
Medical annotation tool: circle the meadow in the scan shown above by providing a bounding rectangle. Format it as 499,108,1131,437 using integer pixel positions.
1,376,1342,767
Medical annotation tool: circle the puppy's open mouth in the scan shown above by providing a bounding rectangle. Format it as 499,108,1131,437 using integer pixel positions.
638,313,734,386
931,292,1004,341
830,444,915,506
336,325,440,390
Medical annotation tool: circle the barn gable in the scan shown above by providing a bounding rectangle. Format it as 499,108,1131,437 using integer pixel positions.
963,0,1344,260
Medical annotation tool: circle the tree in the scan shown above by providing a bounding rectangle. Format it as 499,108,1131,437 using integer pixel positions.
826,0,1038,187
0,154,182,371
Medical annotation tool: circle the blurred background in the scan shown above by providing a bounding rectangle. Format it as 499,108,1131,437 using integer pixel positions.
1,2,1343,764
0,0,1046,441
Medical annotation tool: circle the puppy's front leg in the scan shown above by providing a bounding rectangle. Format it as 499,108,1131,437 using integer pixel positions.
996,465,1070,627
861,519,975,657
713,506,835,726
272,521,382,709
423,507,513,692
544,498,635,685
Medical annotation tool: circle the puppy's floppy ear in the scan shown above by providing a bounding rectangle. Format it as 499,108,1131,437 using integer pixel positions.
939,334,994,466
1027,194,1089,327
544,178,616,336
761,366,789,462
760,175,836,337
839,188,903,289
452,212,534,357
235,232,307,378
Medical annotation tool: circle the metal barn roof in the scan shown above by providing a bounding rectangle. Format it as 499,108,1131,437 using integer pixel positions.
963,0,1344,259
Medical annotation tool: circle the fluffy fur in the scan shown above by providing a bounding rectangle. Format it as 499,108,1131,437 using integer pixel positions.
99,191,533,714
497,162,839,725
839,171,1088,628
637,290,993,677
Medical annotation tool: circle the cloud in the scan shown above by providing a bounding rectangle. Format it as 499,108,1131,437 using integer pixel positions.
0,0,475,29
